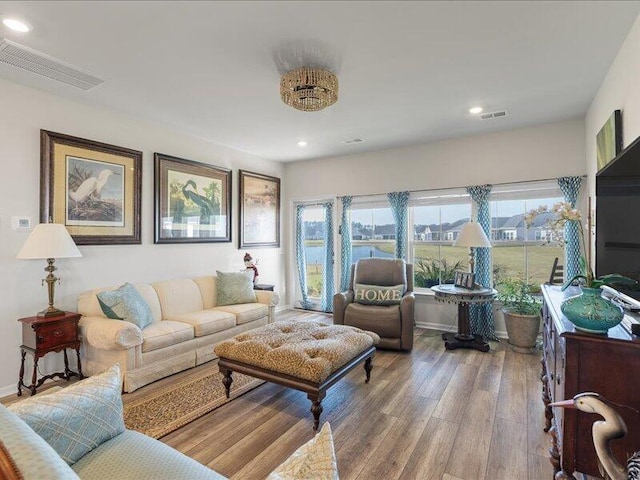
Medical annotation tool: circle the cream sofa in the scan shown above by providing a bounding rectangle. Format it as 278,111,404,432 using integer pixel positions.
77,276,279,392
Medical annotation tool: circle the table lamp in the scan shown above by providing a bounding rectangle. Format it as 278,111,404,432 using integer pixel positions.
16,223,82,317
453,221,491,275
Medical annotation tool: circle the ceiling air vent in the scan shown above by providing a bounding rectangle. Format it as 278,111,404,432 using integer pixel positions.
480,110,509,120
342,138,364,144
0,38,104,90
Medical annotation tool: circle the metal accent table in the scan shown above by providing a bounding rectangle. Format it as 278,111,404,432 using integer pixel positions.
431,284,496,352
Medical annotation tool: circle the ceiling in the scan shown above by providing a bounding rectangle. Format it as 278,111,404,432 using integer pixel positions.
0,1,639,162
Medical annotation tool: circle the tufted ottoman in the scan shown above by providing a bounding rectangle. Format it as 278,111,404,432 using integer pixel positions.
214,320,380,430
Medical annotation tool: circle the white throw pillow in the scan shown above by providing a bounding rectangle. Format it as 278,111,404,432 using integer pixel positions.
267,423,338,480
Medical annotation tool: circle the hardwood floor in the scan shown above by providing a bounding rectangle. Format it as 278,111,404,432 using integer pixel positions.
160,310,555,480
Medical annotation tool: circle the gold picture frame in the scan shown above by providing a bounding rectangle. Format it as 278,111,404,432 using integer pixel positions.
40,130,142,245
239,170,281,248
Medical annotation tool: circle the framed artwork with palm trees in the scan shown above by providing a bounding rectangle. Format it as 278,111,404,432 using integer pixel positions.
154,153,231,244
40,130,142,245
239,170,280,248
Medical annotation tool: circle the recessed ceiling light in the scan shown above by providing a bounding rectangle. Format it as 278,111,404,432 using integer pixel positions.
469,106,483,114
2,18,32,32
297,140,308,147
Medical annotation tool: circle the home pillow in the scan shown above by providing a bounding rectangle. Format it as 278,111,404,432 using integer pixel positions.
8,364,125,465
216,270,257,306
354,283,404,306
97,282,153,329
266,422,338,480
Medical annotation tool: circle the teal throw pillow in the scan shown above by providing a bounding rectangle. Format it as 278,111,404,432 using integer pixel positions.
354,283,404,306
8,364,125,465
216,270,257,306
97,283,153,329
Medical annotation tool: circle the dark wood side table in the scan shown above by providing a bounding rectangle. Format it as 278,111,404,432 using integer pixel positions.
431,284,496,352
254,284,275,291
17,312,83,396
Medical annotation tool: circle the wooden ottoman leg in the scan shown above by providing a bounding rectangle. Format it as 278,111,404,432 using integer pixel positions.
364,356,373,383
308,392,326,431
220,367,233,398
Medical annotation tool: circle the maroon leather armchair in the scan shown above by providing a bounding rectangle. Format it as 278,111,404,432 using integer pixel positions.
333,258,414,351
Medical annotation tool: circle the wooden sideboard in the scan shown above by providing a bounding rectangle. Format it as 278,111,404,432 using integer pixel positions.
541,285,640,479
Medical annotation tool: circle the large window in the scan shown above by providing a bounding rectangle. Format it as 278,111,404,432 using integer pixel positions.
350,204,396,262
409,191,471,288
299,205,327,300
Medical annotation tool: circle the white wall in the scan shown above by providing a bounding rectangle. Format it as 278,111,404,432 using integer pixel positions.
284,119,586,332
586,13,640,267
0,79,284,395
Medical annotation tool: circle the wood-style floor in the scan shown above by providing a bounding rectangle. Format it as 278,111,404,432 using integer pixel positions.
158,310,555,480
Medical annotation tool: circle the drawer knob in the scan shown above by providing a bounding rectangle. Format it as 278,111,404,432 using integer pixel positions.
37,335,44,342
556,375,561,385
52,330,62,337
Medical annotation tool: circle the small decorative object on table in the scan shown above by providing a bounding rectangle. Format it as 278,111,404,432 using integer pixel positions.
454,271,476,290
243,252,259,285
526,202,637,334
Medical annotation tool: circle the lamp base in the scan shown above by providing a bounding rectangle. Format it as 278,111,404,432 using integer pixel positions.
37,306,66,318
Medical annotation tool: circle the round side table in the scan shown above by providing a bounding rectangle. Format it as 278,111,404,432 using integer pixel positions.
431,284,496,353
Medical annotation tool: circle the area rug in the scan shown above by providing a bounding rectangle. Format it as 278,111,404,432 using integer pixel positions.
123,367,264,439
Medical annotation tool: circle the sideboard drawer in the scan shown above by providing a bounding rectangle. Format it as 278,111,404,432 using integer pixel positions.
32,320,77,350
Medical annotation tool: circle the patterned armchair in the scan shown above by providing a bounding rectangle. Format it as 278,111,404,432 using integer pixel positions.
333,258,414,351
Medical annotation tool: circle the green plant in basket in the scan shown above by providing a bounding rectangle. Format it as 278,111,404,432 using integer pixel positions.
496,277,541,316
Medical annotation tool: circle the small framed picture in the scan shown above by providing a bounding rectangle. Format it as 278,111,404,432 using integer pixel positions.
454,271,476,289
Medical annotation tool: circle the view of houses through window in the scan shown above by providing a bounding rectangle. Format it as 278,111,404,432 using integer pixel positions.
297,182,566,300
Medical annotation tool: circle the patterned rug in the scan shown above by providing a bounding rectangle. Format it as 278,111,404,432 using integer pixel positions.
123,366,264,439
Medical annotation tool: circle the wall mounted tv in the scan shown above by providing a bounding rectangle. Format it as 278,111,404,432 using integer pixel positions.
596,133,640,294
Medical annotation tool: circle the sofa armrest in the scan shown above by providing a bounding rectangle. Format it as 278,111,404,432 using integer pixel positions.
79,316,143,351
400,292,415,349
332,291,354,325
255,290,279,307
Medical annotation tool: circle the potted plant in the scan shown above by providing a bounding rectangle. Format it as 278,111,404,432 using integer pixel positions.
497,277,542,353
415,258,462,288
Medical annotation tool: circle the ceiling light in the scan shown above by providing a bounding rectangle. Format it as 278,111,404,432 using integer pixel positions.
469,106,483,114
297,141,308,147
2,18,32,32
281,67,338,112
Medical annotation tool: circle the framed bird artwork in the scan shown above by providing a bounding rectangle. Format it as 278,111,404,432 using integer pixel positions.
40,130,142,245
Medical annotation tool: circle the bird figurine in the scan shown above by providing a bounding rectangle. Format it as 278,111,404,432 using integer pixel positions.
551,392,640,480
69,169,114,203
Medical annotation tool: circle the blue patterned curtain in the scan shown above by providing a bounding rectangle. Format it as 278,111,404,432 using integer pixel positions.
558,177,583,280
295,204,312,309
466,184,497,340
321,202,335,312
387,191,410,260
339,196,353,292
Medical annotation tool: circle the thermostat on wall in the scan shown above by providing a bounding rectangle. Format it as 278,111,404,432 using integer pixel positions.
11,216,32,230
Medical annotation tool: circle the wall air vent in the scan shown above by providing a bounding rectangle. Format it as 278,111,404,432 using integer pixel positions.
0,38,104,90
342,138,364,144
480,110,509,120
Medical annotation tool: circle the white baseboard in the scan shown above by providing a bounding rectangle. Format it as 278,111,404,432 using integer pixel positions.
0,384,16,399
415,320,507,340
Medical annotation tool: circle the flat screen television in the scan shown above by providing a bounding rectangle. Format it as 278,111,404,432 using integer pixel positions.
596,134,640,298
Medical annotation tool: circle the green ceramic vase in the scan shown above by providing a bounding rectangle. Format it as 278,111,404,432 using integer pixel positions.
560,286,624,334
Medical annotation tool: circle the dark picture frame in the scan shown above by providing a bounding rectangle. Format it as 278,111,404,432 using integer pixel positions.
239,170,281,248
154,153,231,244
40,130,142,245
454,271,476,290
596,110,622,172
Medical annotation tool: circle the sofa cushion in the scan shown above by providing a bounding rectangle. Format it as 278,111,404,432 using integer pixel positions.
354,283,404,306
0,404,79,479
97,283,154,329
193,276,217,309
167,309,236,337
214,303,268,325
8,365,125,465
79,284,162,323
345,303,402,338
153,278,204,319
142,321,195,352
71,430,226,480
267,422,338,480
216,270,257,306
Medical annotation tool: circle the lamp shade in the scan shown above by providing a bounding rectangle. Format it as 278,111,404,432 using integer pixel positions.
17,223,82,259
453,221,491,248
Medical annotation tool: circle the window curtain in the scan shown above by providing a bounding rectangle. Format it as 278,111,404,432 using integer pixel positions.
387,191,410,260
339,196,353,292
321,202,335,312
295,204,312,309
558,176,583,280
466,184,498,341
